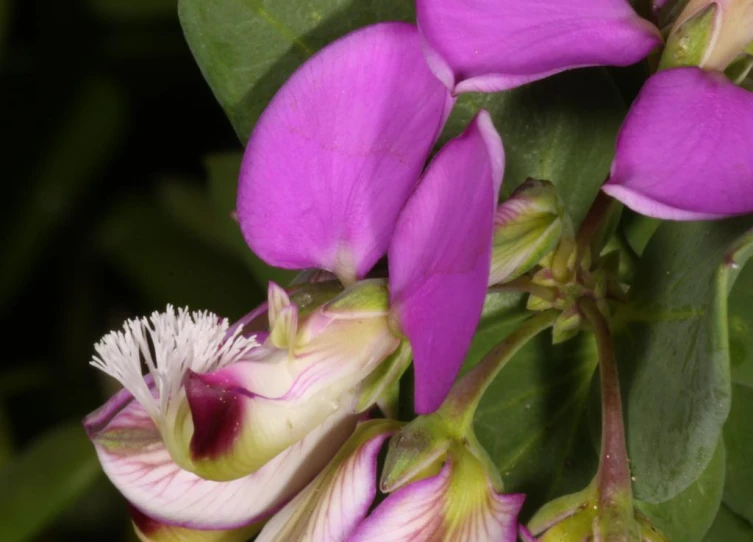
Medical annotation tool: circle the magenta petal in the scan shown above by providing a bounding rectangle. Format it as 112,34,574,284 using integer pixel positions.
416,0,661,93
238,23,453,282
256,426,391,541
350,462,525,541
604,68,753,219
389,112,503,414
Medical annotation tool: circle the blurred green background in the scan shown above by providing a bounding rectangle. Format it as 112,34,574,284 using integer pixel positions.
0,1,271,539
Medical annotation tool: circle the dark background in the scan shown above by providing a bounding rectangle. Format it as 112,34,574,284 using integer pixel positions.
1,1,263,539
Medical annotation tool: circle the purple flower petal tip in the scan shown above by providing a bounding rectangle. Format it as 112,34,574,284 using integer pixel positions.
605,67,753,220
417,0,661,94
238,22,453,281
389,111,503,414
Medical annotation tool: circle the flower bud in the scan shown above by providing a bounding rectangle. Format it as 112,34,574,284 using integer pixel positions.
379,415,451,493
662,0,753,70
489,179,568,286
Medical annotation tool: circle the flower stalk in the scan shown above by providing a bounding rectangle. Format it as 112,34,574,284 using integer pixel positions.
575,191,621,269
580,296,636,539
439,310,558,435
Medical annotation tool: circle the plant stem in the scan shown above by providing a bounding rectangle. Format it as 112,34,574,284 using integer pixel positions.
576,191,618,267
579,297,635,533
440,310,558,431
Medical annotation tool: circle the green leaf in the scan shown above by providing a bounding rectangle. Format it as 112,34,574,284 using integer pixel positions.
204,152,298,287
460,291,529,375
729,261,753,388
703,504,753,542
0,423,101,542
97,189,264,318
473,332,600,516
178,0,414,141
621,211,661,257
637,439,725,542
441,69,625,226
615,217,753,503
723,383,753,524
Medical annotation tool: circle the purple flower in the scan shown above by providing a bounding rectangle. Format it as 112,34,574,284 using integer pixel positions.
414,0,753,221
415,0,661,94
237,21,504,414
84,20,505,530
256,421,525,542
350,459,524,541
83,306,359,530
602,2,753,219
603,66,753,219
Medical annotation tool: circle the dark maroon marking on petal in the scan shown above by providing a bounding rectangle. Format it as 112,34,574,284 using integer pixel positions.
128,503,163,536
185,370,246,461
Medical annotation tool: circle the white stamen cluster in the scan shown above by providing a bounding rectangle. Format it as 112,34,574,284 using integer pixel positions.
90,305,260,427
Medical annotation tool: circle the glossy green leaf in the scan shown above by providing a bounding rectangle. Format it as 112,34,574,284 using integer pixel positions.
441,69,625,226
178,0,414,141
621,211,661,257
460,291,529,375
204,152,297,287
0,423,101,542
97,189,264,318
723,383,753,524
637,439,725,542
615,217,753,503
0,78,127,309
729,261,753,388
703,504,753,542
472,332,599,516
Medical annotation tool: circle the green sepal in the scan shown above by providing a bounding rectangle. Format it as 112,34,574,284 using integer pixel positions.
380,415,451,493
355,341,412,415
527,269,558,311
660,3,719,69
528,484,596,536
529,481,662,541
322,278,389,318
726,53,753,84
552,305,582,345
